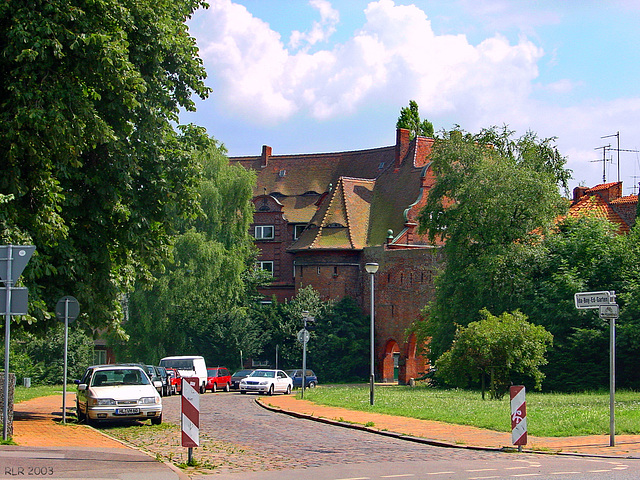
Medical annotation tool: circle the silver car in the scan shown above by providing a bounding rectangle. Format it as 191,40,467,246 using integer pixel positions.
75,365,162,425
239,369,292,395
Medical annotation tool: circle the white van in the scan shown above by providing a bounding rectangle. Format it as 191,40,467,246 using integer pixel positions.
159,355,208,393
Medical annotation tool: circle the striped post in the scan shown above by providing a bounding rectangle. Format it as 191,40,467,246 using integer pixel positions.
510,385,527,448
181,377,200,452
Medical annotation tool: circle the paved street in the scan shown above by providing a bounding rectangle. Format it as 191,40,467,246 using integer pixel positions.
161,392,640,479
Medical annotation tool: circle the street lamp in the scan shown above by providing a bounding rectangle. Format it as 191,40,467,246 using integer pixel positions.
365,262,379,406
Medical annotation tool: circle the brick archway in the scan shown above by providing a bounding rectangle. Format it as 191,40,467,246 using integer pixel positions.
398,333,428,385
381,339,400,383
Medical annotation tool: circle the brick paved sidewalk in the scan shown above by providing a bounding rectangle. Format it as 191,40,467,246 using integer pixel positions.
260,395,640,458
12,393,128,448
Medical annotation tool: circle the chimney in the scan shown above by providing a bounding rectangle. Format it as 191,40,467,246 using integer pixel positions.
572,186,588,203
260,145,272,168
395,128,410,170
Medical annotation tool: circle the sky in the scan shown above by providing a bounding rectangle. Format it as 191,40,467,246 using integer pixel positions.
181,0,640,195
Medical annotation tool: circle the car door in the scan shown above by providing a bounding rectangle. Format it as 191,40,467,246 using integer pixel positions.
275,370,288,392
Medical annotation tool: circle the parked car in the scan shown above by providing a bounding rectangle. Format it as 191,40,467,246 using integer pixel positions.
119,363,164,396
285,369,318,389
75,364,162,425
159,355,208,394
239,369,292,395
205,367,232,392
230,369,254,390
156,366,172,396
166,367,181,395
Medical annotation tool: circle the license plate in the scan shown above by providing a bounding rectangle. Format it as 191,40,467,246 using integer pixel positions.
115,408,140,415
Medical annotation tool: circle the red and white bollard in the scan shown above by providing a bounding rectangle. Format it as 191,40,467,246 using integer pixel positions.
510,385,527,451
181,377,200,462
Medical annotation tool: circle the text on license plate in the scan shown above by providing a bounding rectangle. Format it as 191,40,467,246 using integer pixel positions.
116,408,140,415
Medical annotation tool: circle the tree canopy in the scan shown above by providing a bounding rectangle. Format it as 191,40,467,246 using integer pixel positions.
396,100,434,139
0,0,210,329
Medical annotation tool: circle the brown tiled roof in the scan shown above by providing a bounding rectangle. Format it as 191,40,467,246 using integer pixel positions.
610,194,638,205
586,182,619,193
568,193,630,233
289,177,375,251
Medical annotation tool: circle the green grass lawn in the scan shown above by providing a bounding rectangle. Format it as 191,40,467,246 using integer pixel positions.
14,384,66,404
299,385,640,437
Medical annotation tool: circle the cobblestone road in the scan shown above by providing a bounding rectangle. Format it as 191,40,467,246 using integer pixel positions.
161,391,501,475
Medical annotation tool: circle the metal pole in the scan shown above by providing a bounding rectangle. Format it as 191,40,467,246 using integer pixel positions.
3,245,12,441
370,272,375,406
610,315,616,447
301,317,307,399
62,299,69,424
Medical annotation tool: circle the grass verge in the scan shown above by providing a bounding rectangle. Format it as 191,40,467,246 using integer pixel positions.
14,385,66,404
299,385,640,437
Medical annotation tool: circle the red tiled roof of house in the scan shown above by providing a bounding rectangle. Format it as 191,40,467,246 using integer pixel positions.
568,193,630,233
610,194,638,205
586,182,619,193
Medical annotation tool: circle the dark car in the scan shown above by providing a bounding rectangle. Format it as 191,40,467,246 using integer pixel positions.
205,367,232,392
230,369,254,390
155,366,172,396
285,369,318,389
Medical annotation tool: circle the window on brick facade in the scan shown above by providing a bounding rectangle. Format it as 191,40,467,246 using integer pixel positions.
259,261,274,276
294,224,306,239
255,225,274,240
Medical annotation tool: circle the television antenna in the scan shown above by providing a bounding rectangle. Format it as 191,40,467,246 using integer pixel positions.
601,132,640,183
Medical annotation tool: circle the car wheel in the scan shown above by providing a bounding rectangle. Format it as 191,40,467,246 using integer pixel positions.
268,384,274,396
285,384,291,395
213,382,217,393
151,414,162,426
224,383,230,392
309,382,316,388
76,402,85,423
200,384,205,394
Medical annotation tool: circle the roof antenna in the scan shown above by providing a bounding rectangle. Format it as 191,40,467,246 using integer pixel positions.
593,144,611,184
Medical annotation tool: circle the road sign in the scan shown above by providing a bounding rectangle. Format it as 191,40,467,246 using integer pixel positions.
600,304,619,319
297,329,310,344
181,378,200,448
0,246,35,285
574,291,615,309
55,296,80,323
0,287,28,315
510,386,527,447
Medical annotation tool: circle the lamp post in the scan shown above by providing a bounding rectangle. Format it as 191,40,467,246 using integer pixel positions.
365,262,379,406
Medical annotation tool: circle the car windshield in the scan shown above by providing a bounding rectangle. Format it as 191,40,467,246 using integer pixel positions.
91,369,150,387
233,370,253,377
250,370,275,378
207,369,218,376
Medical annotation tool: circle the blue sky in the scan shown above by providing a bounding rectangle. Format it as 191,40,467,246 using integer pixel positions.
182,0,640,194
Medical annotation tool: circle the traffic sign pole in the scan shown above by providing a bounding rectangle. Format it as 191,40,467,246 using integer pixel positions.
55,296,79,425
3,248,11,441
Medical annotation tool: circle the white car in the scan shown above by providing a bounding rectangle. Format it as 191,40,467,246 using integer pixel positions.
75,365,162,425
239,369,293,395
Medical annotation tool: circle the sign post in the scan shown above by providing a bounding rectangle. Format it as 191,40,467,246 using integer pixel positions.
55,296,80,424
510,386,527,451
181,377,200,464
1,245,35,441
575,290,618,446
299,312,314,399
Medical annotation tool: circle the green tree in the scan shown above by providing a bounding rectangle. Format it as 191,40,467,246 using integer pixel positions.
435,309,553,399
414,126,569,360
396,100,434,138
112,142,261,366
0,0,210,329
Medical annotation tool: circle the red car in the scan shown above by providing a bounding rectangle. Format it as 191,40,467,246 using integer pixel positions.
205,367,231,392
166,367,182,395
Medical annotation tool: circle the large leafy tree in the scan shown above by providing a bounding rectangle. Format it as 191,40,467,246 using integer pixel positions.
415,126,569,360
435,309,553,399
112,143,262,366
0,0,210,329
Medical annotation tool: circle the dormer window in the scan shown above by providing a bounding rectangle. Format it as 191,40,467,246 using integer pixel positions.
378,162,385,169
278,169,286,177
326,223,344,228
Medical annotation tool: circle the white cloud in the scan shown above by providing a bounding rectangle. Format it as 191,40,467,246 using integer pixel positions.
193,0,545,125
289,0,340,50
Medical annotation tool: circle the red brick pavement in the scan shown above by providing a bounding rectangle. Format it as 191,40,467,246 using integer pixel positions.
12,393,127,448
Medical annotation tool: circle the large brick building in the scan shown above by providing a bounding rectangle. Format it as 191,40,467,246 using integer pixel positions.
230,128,442,383
230,129,638,384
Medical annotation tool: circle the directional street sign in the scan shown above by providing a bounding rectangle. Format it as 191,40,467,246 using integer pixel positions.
600,304,619,319
0,245,35,285
297,328,310,344
0,287,28,315
574,291,615,309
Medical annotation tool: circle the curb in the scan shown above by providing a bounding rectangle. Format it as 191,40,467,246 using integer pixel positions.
255,398,640,461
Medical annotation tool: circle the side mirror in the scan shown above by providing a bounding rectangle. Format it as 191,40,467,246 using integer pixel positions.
77,384,87,391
